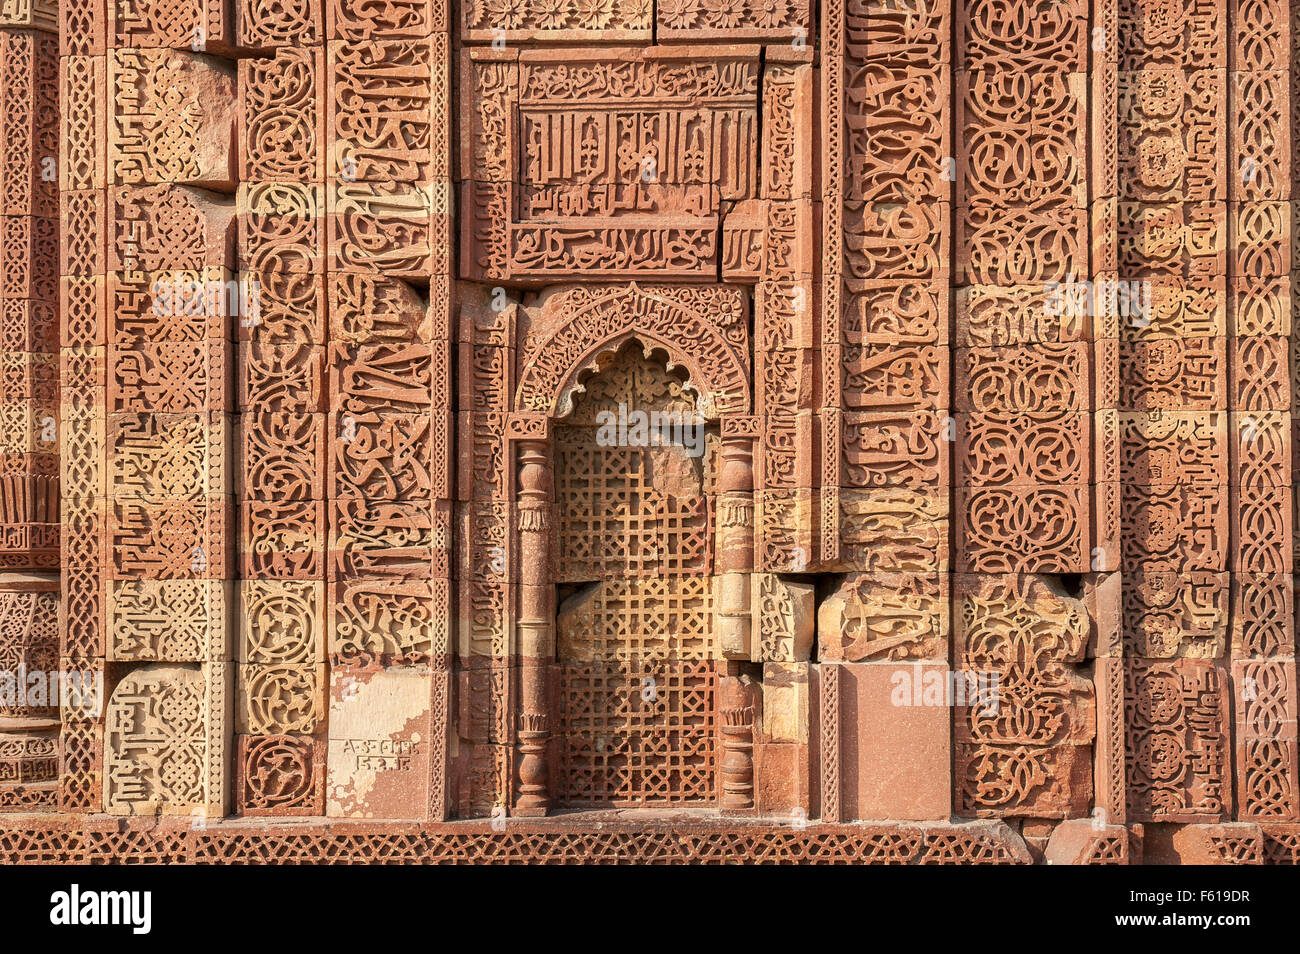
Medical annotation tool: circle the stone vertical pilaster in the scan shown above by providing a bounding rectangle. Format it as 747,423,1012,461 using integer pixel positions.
0,2,58,813
1229,0,1299,822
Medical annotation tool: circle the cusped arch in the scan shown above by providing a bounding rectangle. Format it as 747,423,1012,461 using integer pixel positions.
514,283,752,420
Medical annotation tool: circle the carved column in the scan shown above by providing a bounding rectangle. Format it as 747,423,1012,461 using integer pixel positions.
717,420,756,812
512,418,553,816
0,5,59,812
716,419,756,656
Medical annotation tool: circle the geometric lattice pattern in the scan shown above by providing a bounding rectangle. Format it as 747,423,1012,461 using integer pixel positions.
556,349,718,806
3,0,1296,867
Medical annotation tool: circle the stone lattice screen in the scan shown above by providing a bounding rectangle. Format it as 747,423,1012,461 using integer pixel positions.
0,0,1288,864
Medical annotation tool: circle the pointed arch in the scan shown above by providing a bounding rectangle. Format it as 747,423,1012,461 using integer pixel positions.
514,283,752,419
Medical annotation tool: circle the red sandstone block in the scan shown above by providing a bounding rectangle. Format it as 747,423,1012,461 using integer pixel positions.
1117,69,1226,204
328,181,434,279
326,38,434,184
1230,573,1294,657
1229,0,1290,71
110,494,234,581
456,658,512,745
329,497,438,582
111,0,235,54
111,184,237,273
837,486,949,574
456,502,509,583
61,54,107,195
457,49,517,184
456,334,512,414
1043,819,1133,865
240,498,326,580
237,182,325,275
1122,570,1228,658
1121,482,1228,575
956,205,1088,287
327,0,440,40
60,277,108,349
1232,334,1290,412
61,0,108,58
328,409,435,502
328,577,450,667
1234,659,1300,821
0,351,56,407
238,341,325,414
955,742,1093,819
1093,336,1120,410
860,2,951,67
847,279,948,346
326,664,437,819
843,341,947,413
1157,824,1264,864
1232,276,1291,337
236,0,323,51
846,199,951,283
455,741,511,817
1232,411,1291,489
1116,0,1226,70
839,409,949,490
754,742,811,819
955,283,1085,346
955,342,1090,413
1108,277,1226,341
107,269,233,345
956,70,1088,208
1084,571,1122,656
330,341,432,416
236,662,326,736
1231,71,1292,202
235,733,326,817
238,269,326,343
1119,337,1228,411
1126,659,1232,824
0,215,56,302
1093,479,1122,574
1116,201,1226,276
328,271,432,344
107,410,231,499
1230,483,1294,574
239,46,324,183
957,411,1088,486
1230,201,1290,277
1235,658,1298,727
238,410,327,502
958,0,1086,72
59,346,107,397
456,413,504,501
109,47,238,189
957,485,1089,574
835,662,951,821
60,187,106,277
109,339,232,414
952,575,1094,818
657,0,810,41
847,65,950,206
1118,410,1228,485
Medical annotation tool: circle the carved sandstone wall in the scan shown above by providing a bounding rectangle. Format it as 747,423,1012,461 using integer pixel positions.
0,0,1290,863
